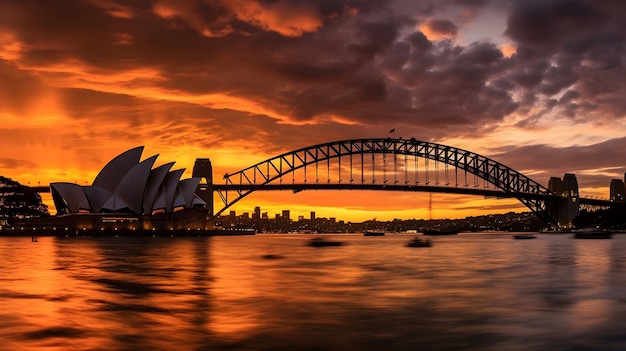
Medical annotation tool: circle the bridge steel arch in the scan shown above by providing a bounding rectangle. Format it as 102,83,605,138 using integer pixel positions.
216,138,557,226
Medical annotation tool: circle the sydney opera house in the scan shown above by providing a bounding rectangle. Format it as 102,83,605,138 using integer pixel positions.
32,146,218,233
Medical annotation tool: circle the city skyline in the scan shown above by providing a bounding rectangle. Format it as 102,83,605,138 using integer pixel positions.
217,204,547,232
2,0,626,221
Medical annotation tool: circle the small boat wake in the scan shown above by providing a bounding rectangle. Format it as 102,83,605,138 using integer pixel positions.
405,237,432,248
512,234,537,240
306,237,345,247
573,228,612,239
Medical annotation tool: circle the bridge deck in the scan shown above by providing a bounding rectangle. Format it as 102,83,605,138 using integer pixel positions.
211,183,561,201
28,184,611,205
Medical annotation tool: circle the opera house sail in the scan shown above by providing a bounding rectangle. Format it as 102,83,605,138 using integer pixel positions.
39,146,214,233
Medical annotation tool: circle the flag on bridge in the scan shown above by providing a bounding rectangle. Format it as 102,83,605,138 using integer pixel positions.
389,128,395,133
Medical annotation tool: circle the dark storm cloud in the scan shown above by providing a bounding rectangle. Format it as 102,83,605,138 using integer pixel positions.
499,0,626,128
0,0,501,138
537,64,578,96
505,0,609,49
1,0,626,144
387,40,517,128
453,0,488,6
492,137,626,187
509,60,548,89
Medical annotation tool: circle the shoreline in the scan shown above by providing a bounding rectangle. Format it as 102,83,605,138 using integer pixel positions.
0,227,255,237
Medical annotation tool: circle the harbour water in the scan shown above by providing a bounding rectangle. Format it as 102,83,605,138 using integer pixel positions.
0,232,625,351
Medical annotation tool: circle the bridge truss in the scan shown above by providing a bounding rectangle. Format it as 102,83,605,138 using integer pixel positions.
215,138,559,226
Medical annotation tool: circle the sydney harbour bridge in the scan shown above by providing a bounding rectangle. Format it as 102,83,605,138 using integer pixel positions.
190,137,623,229
29,137,623,229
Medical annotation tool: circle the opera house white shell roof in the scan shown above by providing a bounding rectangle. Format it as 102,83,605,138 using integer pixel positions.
51,146,206,216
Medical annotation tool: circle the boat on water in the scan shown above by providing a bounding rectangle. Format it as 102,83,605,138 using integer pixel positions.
512,234,537,240
363,231,385,236
422,229,458,236
306,237,345,247
261,253,285,260
405,237,432,247
573,228,612,239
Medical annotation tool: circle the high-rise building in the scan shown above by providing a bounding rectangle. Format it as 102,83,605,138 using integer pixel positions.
282,210,290,221
547,173,579,228
610,179,625,202
253,206,261,220
310,211,316,220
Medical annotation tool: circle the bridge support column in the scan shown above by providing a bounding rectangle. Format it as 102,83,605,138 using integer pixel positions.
609,173,626,202
193,158,214,217
547,173,579,228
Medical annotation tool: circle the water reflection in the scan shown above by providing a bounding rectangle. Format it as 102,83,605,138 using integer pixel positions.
0,233,624,350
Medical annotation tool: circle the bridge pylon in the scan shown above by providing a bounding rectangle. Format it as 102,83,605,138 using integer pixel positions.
609,173,626,202
193,158,214,217
547,173,579,229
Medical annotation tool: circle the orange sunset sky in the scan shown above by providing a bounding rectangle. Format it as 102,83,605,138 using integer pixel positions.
1,0,626,222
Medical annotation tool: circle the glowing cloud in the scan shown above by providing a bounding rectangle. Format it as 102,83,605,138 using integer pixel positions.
152,0,234,37
152,0,321,38
419,19,458,40
500,42,517,58
86,0,134,19
0,32,23,60
226,0,322,37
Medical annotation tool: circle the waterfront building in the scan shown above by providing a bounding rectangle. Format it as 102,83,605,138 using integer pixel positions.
28,146,213,232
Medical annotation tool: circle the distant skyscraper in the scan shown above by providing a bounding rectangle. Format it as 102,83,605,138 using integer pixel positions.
282,210,290,221
253,206,261,220
310,211,316,220
610,179,625,202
